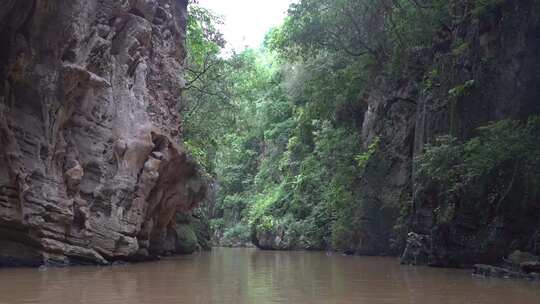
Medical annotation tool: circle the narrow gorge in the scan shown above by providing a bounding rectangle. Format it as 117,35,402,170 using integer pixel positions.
0,1,540,301
187,0,540,278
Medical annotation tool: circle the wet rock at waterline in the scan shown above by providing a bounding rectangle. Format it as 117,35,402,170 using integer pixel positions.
251,226,297,251
474,265,540,281
472,250,540,280
0,0,208,266
521,262,540,274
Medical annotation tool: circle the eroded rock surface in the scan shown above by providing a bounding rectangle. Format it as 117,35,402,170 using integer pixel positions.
0,0,207,266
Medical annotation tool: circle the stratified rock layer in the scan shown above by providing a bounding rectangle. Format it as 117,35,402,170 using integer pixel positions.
0,0,206,266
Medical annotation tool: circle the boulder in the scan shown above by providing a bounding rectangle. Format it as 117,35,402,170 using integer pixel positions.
520,261,540,274
473,264,521,279
506,251,540,267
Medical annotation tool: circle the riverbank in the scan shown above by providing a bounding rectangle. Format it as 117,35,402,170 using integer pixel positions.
218,243,540,282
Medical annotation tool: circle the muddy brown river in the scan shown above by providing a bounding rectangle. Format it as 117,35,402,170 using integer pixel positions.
0,248,539,304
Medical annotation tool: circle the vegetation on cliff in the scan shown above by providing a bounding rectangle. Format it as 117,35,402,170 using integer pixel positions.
183,0,540,262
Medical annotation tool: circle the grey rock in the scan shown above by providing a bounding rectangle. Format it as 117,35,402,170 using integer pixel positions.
473,264,522,279
507,251,540,265
474,263,540,281
252,224,305,251
520,261,540,274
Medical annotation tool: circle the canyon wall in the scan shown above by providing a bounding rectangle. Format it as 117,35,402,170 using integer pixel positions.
356,0,540,266
0,0,207,266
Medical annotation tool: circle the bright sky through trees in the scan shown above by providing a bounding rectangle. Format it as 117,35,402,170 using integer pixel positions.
197,0,297,51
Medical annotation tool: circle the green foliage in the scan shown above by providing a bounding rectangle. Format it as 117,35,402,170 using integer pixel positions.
417,117,540,193
249,184,285,229
184,139,210,171
417,135,465,187
448,80,475,99
187,5,224,62
183,0,535,253
184,0,398,251
175,224,199,254
417,116,540,227
452,40,470,57
423,68,440,91
183,4,232,176
186,40,367,249
355,137,380,170
472,0,506,17
267,0,389,61
220,223,251,247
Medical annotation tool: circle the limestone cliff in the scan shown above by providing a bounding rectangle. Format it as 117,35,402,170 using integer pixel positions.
0,0,207,266
355,0,540,265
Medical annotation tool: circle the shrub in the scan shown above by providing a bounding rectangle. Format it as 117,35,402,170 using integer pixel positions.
417,116,540,197
221,223,251,247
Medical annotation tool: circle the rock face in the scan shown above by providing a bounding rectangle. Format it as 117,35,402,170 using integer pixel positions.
0,0,207,266
251,225,298,251
356,0,540,266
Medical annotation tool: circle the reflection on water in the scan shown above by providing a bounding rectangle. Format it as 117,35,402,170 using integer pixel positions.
0,248,539,304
